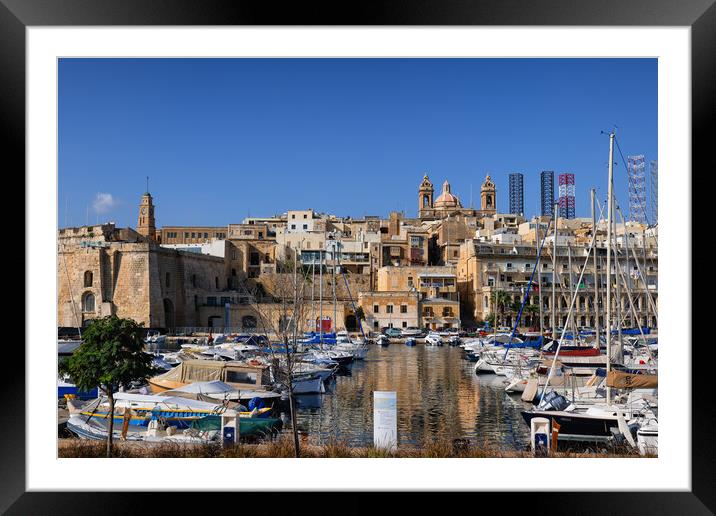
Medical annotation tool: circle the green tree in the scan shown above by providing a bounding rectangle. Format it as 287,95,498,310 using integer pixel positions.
489,290,510,327
524,304,539,328
59,316,159,457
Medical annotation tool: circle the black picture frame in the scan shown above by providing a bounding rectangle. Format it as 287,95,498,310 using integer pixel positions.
4,0,710,513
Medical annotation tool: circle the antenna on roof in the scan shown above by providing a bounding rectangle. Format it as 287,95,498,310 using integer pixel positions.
146,176,150,194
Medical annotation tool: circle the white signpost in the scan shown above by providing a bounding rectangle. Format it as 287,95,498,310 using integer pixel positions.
373,391,397,451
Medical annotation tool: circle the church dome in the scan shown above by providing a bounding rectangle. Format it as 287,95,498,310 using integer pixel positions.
434,180,462,208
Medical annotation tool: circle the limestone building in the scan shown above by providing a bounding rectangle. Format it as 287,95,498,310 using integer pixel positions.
417,174,497,220
457,238,658,329
58,223,243,330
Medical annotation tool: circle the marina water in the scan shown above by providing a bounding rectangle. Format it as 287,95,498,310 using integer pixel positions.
289,344,533,450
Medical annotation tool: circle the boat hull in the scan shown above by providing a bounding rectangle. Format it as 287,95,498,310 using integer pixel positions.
521,410,618,439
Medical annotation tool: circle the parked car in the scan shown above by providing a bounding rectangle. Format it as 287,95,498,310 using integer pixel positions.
401,327,423,337
382,327,403,338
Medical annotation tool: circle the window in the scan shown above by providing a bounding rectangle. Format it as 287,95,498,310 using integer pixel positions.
303,214,307,219
408,276,414,287
291,224,296,230
184,232,189,238
165,272,170,287
191,232,196,238
373,321,379,329
83,271,93,287
215,277,219,289
303,224,308,230
291,214,296,219
207,297,217,306
402,321,408,328
191,274,197,287
221,297,231,305
82,292,95,312
204,233,208,238
225,370,258,384
386,305,394,314
400,305,408,314
373,305,379,313
258,232,263,239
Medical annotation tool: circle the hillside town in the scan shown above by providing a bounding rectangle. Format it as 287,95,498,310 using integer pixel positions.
58,173,658,337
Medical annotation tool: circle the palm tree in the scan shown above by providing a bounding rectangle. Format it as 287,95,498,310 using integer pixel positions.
490,290,510,327
524,304,539,329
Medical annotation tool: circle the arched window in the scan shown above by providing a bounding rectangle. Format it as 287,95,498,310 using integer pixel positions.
165,272,171,288
83,271,93,287
82,292,95,312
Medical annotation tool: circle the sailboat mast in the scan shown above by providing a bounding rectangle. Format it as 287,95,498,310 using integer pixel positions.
333,239,337,332
536,222,543,337
567,244,579,342
591,188,600,349
613,195,623,363
606,131,615,404
551,202,558,340
319,248,323,344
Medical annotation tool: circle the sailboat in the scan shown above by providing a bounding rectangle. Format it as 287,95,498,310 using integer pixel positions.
520,131,658,451
66,392,282,441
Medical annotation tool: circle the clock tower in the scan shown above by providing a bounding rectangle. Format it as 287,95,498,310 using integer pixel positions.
137,189,157,240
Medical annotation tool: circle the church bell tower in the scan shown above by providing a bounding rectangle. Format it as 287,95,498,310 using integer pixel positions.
137,180,157,240
418,174,434,218
480,175,496,215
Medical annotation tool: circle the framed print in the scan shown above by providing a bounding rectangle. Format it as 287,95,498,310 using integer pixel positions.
4,0,712,512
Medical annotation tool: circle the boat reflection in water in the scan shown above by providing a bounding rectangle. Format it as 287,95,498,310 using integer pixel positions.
288,345,532,450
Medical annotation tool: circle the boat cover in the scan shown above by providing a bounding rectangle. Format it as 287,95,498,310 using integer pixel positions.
164,380,235,394
606,370,658,389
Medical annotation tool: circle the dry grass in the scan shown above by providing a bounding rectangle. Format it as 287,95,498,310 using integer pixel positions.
58,436,649,458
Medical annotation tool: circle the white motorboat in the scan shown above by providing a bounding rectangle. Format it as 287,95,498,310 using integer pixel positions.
335,332,368,359
425,333,443,346
291,375,325,394
636,418,658,455
504,375,529,393
145,330,166,346
376,335,390,347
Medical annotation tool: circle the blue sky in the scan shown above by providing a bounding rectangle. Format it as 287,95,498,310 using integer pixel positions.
58,58,657,228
